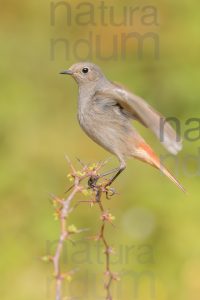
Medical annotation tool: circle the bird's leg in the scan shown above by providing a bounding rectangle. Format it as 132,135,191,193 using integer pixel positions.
105,161,126,188
88,161,126,200
103,162,126,200
88,168,118,188
100,167,119,177
88,168,119,188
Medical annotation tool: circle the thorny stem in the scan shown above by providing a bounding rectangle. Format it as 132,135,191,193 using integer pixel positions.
97,199,116,300
45,159,118,300
53,184,79,300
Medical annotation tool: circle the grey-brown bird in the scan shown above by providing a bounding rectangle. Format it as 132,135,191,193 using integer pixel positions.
60,62,185,192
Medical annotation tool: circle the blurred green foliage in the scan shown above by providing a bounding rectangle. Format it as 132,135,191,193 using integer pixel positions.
1,0,200,299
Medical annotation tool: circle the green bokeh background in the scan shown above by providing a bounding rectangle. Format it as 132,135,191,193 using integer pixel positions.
1,1,200,299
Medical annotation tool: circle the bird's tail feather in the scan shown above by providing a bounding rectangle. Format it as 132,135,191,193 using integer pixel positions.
133,142,186,193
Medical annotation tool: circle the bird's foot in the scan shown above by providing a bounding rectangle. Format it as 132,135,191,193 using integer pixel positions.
88,175,101,202
88,175,99,189
102,180,116,199
88,175,116,201
105,187,116,199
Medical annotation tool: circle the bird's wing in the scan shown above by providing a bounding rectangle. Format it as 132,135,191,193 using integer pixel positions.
96,83,182,155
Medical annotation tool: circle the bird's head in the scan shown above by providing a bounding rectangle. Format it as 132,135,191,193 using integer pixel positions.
60,62,105,85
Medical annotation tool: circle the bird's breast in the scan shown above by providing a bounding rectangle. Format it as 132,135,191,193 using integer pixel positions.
77,95,135,157
77,100,100,136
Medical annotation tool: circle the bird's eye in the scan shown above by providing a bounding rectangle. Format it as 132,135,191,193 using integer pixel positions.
82,67,89,74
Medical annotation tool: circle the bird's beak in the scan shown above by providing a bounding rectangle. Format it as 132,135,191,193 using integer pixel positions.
59,70,73,75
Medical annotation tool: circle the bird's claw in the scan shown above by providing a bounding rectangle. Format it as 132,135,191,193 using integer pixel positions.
88,175,116,201
105,186,116,199
88,175,99,189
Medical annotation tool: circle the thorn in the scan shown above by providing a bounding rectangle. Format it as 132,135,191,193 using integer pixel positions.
65,154,70,164
76,157,85,167
65,155,76,172
65,184,74,194
48,192,57,199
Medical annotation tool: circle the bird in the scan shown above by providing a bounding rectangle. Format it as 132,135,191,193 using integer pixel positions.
60,62,185,192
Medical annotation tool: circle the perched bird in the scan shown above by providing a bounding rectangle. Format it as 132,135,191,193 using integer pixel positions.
60,62,185,192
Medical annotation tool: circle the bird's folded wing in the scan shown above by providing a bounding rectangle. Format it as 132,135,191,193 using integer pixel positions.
96,84,182,155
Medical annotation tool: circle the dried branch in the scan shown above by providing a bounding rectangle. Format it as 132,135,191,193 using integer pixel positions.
43,159,119,300
97,200,119,300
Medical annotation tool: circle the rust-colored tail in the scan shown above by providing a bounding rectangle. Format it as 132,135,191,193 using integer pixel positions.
134,142,186,193
158,163,185,193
